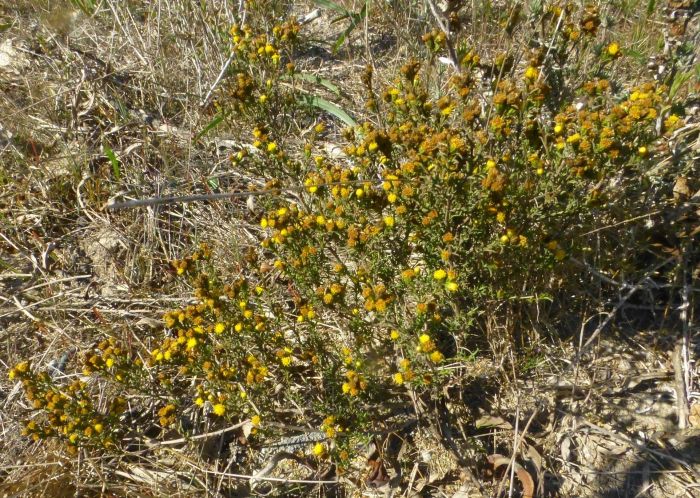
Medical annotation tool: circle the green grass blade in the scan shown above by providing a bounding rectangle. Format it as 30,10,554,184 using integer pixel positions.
646,0,656,16
104,144,121,181
332,3,367,53
299,95,356,127
313,0,350,14
195,112,226,142
282,73,342,96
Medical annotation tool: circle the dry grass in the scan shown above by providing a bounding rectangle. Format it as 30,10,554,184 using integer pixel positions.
1,0,699,496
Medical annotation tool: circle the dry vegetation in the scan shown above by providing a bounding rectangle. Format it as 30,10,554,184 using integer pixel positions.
1,0,699,496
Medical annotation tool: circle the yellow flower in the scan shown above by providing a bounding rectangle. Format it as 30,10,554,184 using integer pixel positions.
638,146,648,156
430,351,444,363
259,94,268,104
383,216,395,228
524,66,539,80
419,334,431,345
105,358,115,368
251,415,261,427
387,192,397,203
267,142,278,153
93,423,103,434
355,188,364,198
566,133,581,144
312,442,325,456
195,397,205,407
390,329,400,340
607,42,619,57
554,123,563,134
186,337,197,350
214,323,226,334
212,404,226,416
445,281,459,292
393,372,404,385
433,269,447,280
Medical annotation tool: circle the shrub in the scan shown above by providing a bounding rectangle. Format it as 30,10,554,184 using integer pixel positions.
10,1,696,490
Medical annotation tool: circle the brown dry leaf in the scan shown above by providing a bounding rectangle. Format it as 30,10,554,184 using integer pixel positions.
365,458,390,488
487,454,535,498
689,403,700,428
673,176,691,201
475,415,513,430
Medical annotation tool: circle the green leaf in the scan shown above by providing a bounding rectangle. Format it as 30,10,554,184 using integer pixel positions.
669,71,693,100
195,112,226,142
69,0,96,15
332,3,367,53
104,144,120,181
646,0,656,16
282,73,342,96
298,95,356,127
313,0,350,15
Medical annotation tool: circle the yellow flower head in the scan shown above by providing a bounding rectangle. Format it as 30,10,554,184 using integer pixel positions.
607,42,619,57
312,442,325,456
419,334,431,345
212,404,226,416
524,66,539,80
430,351,444,363
214,323,226,334
433,269,447,280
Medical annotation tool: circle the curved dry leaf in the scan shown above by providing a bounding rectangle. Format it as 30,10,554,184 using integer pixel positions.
475,415,513,430
487,454,535,498
366,458,390,488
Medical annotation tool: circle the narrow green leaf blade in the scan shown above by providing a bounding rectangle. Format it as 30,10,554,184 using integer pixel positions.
104,144,121,181
282,73,341,96
313,0,349,14
299,95,356,127
332,3,367,53
195,112,226,142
